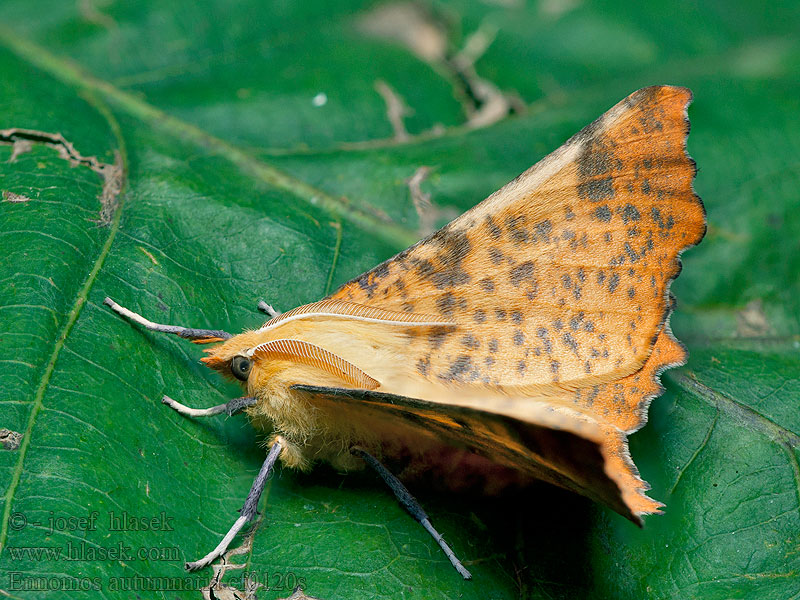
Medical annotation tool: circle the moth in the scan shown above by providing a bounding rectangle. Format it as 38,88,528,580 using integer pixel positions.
106,85,705,579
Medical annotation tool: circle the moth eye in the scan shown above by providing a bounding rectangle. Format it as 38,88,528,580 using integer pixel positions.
230,356,252,381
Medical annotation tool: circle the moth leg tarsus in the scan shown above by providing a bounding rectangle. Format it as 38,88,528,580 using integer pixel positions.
103,296,232,342
351,446,473,580
161,395,257,418
257,300,281,317
185,440,282,571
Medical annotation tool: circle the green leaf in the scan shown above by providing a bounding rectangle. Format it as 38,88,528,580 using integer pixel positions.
1,2,799,599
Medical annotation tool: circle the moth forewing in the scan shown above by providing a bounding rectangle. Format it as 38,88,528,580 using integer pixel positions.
329,85,703,518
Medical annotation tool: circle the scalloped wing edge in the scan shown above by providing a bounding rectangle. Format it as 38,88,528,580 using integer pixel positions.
588,88,705,520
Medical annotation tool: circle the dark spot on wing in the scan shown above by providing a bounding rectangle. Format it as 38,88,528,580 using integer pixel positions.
436,292,457,317
635,91,665,133
594,205,612,222
428,330,450,349
356,274,378,298
534,219,552,242
537,327,552,353
439,355,475,383
624,242,640,262
416,356,430,376
586,386,600,406
506,215,529,243
608,273,620,293
489,247,505,265
479,277,495,293
620,204,641,223
413,259,435,279
562,333,578,354
462,334,480,349
550,360,560,377
651,206,674,231
577,136,613,177
374,263,390,279
510,261,536,287
578,177,614,201
485,215,502,239
429,229,472,289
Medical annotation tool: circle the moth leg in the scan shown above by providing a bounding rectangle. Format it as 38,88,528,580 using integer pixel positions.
257,300,281,317
185,439,282,571
351,447,472,580
104,297,232,342
162,395,257,418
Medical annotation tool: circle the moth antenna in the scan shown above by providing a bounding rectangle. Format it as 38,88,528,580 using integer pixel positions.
104,297,232,342
257,300,281,317
162,395,257,418
352,447,472,580
186,440,282,571
258,298,455,332
251,339,380,390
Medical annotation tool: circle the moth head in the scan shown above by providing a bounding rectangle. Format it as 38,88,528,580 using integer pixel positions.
200,331,266,384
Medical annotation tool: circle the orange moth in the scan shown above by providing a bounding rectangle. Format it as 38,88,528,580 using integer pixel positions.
105,85,705,579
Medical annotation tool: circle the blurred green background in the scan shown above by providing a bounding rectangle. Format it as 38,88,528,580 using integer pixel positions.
1,1,798,598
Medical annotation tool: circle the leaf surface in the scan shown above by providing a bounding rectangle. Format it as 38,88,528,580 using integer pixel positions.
1,2,799,599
